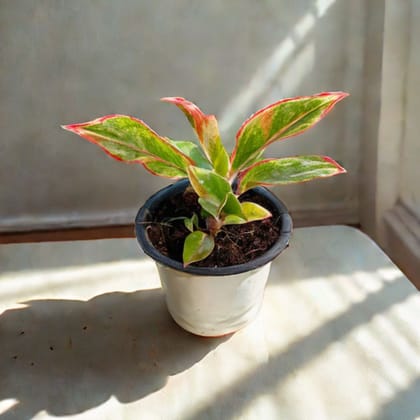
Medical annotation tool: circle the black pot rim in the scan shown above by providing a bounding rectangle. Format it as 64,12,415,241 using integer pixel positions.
135,179,292,276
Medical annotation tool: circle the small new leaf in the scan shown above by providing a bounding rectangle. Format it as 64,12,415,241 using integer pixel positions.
240,202,272,222
198,197,220,219
222,192,245,219
184,213,199,232
223,202,270,224
184,218,193,233
183,231,215,266
187,166,233,218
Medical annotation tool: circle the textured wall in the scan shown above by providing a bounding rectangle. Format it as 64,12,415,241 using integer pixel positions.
400,0,420,218
0,0,366,231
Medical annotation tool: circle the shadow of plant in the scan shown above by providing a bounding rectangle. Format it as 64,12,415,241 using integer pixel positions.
0,288,227,419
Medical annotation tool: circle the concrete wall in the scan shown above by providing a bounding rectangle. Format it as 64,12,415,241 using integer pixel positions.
374,0,420,282
0,0,367,231
400,1,420,219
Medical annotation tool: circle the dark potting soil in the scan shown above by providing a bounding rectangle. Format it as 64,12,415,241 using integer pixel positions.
146,188,281,268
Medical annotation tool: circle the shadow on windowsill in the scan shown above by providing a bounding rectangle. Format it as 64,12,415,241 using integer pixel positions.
0,288,227,419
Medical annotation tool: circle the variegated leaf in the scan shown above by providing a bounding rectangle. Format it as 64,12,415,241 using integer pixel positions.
62,115,193,178
187,166,232,218
161,97,230,177
142,159,188,178
231,92,349,173
198,197,220,219
237,156,346,194
222,200,270,224
240,202,272,221
221,192,245,219
183,231,215,266
223,214,247,225
168,139,212,169
184,213,199,233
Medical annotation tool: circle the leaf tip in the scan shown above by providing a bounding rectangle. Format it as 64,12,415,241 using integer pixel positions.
337,91,350,98
160,96,185,104
318,91,349,100
322,156,347,173
61,123,82,134
333,91,350,102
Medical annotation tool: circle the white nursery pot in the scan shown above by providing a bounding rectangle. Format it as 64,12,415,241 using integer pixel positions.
136,180,292,337
157,263,271,337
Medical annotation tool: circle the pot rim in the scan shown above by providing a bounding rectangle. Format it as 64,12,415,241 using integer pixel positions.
135,179,292,276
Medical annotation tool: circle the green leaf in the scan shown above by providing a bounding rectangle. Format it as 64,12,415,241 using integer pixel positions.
237,156,346,194
240,202,271,221
161,97,230,177
198,197,220,219
187,166,233,218
221,192,245,219
184,213,199,232
230,92,349,173
168,139,212,169
183,231,215,266
184,217,194,233
223,214,247,225
62,115,193,179
223,201,270,224
142,159,189,178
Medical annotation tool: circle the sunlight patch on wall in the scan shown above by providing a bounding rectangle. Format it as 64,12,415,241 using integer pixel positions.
218,9,322,137
316,0,337,18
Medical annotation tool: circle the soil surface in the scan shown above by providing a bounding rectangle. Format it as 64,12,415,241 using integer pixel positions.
146,188,281,267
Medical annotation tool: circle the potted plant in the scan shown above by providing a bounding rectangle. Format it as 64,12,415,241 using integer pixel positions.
62,92,348,336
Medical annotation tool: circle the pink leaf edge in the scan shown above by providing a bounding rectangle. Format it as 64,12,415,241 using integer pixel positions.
160,97,206,121
61,114,155,137
231,92,349,166
321,156,347,174
160,97,217,141
237,155,346,191
62,114,194,168
62,114,140,163
235,92,349,140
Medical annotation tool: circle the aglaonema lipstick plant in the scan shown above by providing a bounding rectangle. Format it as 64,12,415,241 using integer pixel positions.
63,92,348,266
